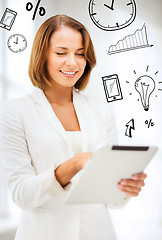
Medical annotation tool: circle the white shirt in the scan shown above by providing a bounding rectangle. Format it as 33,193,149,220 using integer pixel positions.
66,131,117,240
0,88,127,240
66,131,82,156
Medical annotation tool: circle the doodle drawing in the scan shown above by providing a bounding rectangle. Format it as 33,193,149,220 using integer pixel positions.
125,119,135,138
135,75,155,111
26,0,46,20
127,66,161,103
89,0,136,31
158,81,162,91
7,34,27,53
145,119,154,128
0,8,17,31
108,24,153,55
102,74,123,102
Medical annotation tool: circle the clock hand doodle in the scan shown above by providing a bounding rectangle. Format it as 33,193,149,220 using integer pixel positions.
14,37,18,44
104,0,115,11
7,34,27,53
89,0,136,31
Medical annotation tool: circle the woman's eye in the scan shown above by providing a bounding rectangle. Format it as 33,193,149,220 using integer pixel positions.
56,52,66,55
77,53,85,57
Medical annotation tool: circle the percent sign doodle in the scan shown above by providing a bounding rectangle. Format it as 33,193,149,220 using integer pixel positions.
145,119,154,128
26,0,46,20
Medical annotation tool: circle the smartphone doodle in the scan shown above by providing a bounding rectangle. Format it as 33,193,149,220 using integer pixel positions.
102,74,123,102
0,8,17,31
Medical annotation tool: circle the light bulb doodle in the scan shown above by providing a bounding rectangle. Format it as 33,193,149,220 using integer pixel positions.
126,66,162,109
158,81,162,91
135,75,155,111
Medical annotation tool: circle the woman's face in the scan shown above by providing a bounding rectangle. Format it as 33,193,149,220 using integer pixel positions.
46,26,87,88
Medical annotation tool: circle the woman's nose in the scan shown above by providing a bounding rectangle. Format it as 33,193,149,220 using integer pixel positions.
65,54,77,66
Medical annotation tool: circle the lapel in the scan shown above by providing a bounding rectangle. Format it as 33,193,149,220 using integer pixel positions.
30,87,89,153
73,89,89,152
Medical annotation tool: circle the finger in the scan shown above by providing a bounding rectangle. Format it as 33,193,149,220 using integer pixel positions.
119,183,141,192
122,190,140,197
120,179,145,188
118,183,141,197
132,172,147,180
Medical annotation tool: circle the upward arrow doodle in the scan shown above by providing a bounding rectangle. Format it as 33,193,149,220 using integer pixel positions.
125,119,135,138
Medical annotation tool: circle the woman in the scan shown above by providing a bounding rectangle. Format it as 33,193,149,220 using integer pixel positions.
0,15,146,240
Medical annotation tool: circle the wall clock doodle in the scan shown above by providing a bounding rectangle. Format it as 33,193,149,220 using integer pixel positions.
7,34,27,53
88,0,136,31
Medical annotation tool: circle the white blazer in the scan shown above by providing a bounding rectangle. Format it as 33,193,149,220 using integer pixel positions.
0,87,127,240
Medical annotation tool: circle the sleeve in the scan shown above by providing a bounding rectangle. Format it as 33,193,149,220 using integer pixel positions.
0,101,71,211
104,104,130,208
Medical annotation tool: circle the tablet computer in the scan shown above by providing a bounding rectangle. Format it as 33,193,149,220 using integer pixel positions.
65,145,158,205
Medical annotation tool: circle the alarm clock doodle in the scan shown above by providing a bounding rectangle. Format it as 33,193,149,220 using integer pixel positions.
88,0,137,31
7,34,27,53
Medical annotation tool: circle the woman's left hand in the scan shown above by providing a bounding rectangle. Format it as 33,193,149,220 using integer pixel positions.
118,173,147,197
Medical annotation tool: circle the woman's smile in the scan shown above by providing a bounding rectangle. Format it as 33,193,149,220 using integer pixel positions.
59,70,78,78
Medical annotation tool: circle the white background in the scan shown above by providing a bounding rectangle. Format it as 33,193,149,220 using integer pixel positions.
0,0,162,239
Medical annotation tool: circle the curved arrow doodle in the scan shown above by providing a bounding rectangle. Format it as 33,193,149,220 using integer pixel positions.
125,119,135,138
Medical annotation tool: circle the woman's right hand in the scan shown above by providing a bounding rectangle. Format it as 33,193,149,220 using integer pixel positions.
74,152,92,171
55,152,92,187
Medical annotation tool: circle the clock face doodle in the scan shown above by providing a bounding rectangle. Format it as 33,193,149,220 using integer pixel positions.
89,0,136,31
7,34,27,53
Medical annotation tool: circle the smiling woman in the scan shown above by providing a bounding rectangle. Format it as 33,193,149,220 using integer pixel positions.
0,15,147,240
28,15,96,90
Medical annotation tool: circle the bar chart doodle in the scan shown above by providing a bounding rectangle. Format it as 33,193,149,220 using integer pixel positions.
108,24,153,55
0,8,17,31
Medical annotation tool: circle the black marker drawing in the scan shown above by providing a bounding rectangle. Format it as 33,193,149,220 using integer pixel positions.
158,81,162,91
102,74,123,102
135,75,155,111
26,0,46,20
127,66,161,110
0,8,17,31
88,0,136,31
108,24,153,55
145,119,154,128
125,119,135,138
7,34,27,53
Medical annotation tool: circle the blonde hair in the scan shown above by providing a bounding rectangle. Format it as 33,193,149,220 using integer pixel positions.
28,15,96,90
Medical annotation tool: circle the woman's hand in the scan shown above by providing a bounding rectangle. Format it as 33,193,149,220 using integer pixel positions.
75,152,92,170
118,173,147,197
55,152,92,187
